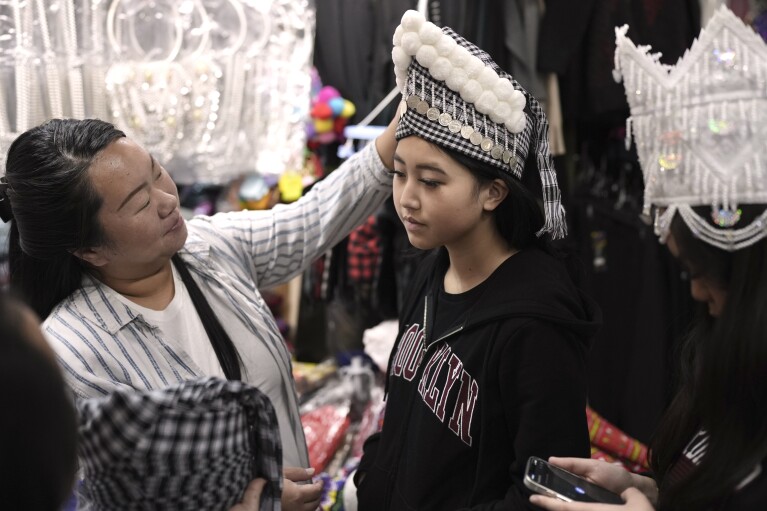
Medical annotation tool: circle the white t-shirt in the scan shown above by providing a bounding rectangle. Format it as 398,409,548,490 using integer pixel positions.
113,265,226,378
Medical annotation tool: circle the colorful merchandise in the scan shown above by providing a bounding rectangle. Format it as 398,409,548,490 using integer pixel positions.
587,406,649,472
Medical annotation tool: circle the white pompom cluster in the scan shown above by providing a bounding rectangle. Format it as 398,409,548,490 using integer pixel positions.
392,10,527,134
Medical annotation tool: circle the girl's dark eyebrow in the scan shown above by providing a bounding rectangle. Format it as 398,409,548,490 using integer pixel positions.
392,153,446,175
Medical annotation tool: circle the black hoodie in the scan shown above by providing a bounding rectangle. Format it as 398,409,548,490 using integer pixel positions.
357,248,602,510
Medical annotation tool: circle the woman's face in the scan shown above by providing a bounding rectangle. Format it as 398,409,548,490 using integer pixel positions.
666,232,728,317
392,136,505,252
82,138,187,277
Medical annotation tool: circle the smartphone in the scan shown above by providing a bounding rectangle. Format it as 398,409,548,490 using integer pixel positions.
524,456,624,504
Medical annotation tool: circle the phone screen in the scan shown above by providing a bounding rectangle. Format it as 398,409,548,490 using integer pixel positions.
524,456,624,504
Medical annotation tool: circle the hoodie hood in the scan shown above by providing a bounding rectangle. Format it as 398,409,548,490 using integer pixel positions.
418,247,602,347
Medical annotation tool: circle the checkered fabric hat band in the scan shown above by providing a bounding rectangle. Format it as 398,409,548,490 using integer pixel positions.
77,377,282,511
393,11,566,239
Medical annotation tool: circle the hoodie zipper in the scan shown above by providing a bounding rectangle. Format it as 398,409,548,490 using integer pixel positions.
421,295,465,357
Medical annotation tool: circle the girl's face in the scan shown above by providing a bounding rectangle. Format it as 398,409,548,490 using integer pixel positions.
666,232,728,317
392,136,505,252
78,137,187,278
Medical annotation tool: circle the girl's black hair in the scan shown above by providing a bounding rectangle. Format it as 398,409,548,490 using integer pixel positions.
437,146,551,253
650,205,767,510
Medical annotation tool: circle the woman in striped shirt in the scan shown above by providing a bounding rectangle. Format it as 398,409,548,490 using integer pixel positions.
1,117,396,511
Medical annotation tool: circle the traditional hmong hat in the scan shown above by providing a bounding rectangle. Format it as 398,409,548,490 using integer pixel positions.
77,377,282,511
614,6,767,251
391,10,566,239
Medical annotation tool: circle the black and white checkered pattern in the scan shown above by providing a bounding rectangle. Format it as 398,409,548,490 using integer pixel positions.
77,377,282,511
396,27,566,239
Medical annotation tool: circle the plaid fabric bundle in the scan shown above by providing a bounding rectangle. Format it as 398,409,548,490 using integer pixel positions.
347,215,380,283
77,377,282,511
393,11,566,239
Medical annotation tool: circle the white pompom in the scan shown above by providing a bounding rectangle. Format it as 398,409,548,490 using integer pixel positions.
460,80,482,103
392,46,411,70
401,10,425,32
477,67,499,89
509,89,526,110
429,57,452,81
506,110,527,133
508,110,524,126
401,32,422,55
492,79,515,102
489,110,505,124
435,35,457,56
513,116,527,133
495,102,513,122
449,46,472,68
416,45,439,68
475,91,498,115
393,25,404,46
445,68,469,91
464,56,485,79
418,23,443,46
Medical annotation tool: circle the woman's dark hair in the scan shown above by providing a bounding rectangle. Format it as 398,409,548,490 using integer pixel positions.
438,146,550,252
5,118,125,319
0,293,78,511
650,205,767,510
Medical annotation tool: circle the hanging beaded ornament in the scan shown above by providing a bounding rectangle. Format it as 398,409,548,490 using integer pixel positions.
614,6,767,251
105,0,191,163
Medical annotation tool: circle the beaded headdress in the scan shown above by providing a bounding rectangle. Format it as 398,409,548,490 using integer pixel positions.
614,6,767,251
392,10,566,239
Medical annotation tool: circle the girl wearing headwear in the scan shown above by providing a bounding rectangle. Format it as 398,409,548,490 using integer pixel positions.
354,10,601,509
530,7,767,511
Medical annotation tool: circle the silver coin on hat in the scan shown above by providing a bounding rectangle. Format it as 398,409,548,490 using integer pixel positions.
460,125,474,139
491,146,503,159
398,100,408,119
448,120,462,133
469,132,483,145
427,108,440,121
502,150,513,164
438,113,452,126
416,100,430,115
406,96,421,109
480,137,494,152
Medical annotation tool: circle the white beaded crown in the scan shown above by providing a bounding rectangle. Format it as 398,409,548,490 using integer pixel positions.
614,6,767,251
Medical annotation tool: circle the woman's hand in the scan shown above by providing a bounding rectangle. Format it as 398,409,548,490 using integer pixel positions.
545,457,635,495
544,457,658,504
375,113,399,170
229,478,267,511
281,467,323,511
530,487,655,511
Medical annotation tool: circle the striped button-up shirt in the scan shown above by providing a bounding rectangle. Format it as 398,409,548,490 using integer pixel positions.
43,143,392,468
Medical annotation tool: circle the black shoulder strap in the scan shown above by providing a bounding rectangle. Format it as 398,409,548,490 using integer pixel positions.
172,254,242,380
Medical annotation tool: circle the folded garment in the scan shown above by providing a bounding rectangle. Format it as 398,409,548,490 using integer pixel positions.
77,377,282,511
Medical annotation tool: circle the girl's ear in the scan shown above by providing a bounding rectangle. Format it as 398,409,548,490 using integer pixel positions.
482,178,509,212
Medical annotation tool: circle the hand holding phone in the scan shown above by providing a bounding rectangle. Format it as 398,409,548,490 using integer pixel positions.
524,456,624,505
